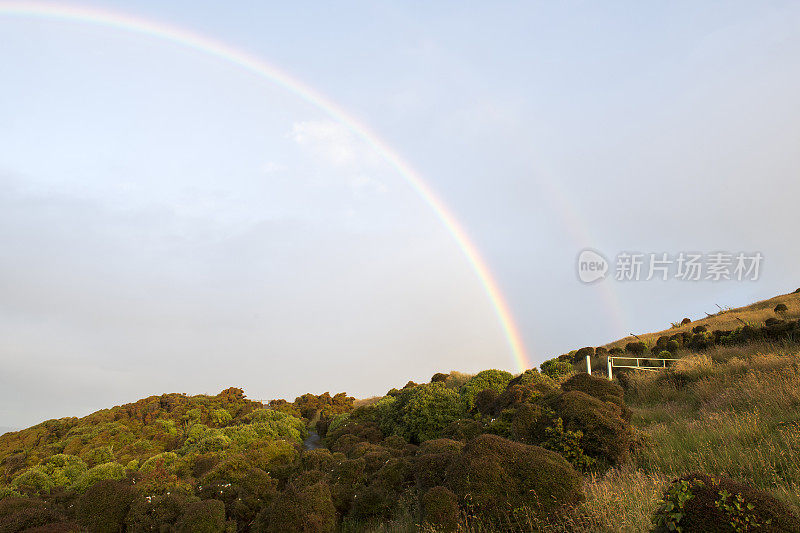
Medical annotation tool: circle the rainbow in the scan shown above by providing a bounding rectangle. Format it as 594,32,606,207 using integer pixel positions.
0,1,532,371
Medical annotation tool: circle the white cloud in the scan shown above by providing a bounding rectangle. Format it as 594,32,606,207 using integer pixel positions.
290,120,360,167
289,120,387,195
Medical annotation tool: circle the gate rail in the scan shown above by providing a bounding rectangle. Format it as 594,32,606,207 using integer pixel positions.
607,356,680,379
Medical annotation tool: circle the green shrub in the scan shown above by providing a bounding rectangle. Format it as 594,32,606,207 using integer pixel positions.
414,439,464,490
561,373,624,407
264,481,336,533
666,340,680,353
72,463,125,492
459,370,514,411
625,342,647,355
431,373,449,383
10,467,54,496
653,473,799,532
608,347,625,355
422,486,459,532
574,347,595,363
440,419,485,441
0,496,66,532
774,303,788,313
175,499,226,533
681,318,692,325
41,454,87,489
542,417,595,472
540,359,574,379
382,382,466,443
126,492,196,532
444,434,583,522
658,350,673,360
75,480,138,533
200,455,277,525
546,391,632,466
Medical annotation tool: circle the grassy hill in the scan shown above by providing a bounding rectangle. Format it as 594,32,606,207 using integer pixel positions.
1,291,800,531
605,290,800,351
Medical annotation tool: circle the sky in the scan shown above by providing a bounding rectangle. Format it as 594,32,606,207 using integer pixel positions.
1,1,799,429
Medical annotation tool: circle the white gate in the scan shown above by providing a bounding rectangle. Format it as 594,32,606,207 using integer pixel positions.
607,355,680,379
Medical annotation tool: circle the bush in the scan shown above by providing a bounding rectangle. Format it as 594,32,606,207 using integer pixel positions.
382,382,466,443
460,370,514,410
431,373,449,383
264,481,336,533
422,486,459,532
625,342,647,355
653,473,799,532
72,463,125,492
10,467,54,496
546,391,632,466
0,497,66,533
658,350,673,360
444,434,582,522
666,340,680,353
681,318,692,325
414,439,464,490
561,373,624,407
765,317,782,327
41,454,87,489
574,347,595,363
174,499,226,533
540,359,574,379
692,325,708,334
774,303,788,313
440,419,485,441
126,492,196,532
75,480,138,533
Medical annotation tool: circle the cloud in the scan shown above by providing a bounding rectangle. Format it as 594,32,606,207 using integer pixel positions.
290,120,361,167
289,120,388,195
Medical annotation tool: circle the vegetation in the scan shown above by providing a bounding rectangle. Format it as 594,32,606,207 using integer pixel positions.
2,290,800,531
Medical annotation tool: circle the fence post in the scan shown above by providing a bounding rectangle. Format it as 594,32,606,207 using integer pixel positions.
607,356,612,380
586,355,591,374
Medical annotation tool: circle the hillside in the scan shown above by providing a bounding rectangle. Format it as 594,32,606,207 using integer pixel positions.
605,290,800,350
2,292,800,531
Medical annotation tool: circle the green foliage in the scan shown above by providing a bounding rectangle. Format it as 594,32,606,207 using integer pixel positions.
774,303,788,313
545,390,632,466
422,486,459,532
666,339,680,353
263,480,336,533
174,499,227,533
10,467,54,496
73,461,126,493
540,359,574,379
375,383,466,444
625,341,648,355
445,434,583,523
211,408,232,427
542,417,595,472
75,479,137,533
0,496,67,532
42,454,87,488
653,473,799,532
459,369,514,410
653,478,699,532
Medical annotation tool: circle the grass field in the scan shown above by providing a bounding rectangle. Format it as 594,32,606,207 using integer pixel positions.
603,291,800,351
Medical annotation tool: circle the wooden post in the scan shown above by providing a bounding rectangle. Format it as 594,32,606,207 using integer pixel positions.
586,355,592,374
607,356,612,380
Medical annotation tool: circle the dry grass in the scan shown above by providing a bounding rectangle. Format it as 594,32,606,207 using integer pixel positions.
603,291,800,350
626,346,800,515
